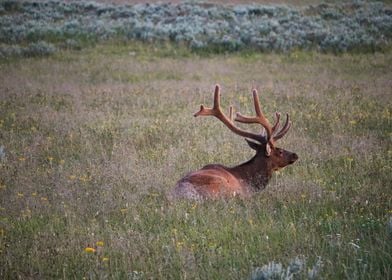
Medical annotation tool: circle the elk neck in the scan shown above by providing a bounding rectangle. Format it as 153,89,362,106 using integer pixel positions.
228,153,273,191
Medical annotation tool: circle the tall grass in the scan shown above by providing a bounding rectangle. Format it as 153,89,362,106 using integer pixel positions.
0,45,391,279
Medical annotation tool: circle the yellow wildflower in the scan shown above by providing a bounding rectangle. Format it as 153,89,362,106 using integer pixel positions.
176,241,184,249
96,241,104,247
102,257,109,262
84,247,96,253
79,175,91,182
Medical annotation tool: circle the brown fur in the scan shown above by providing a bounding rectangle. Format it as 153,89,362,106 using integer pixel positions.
173,142,298,199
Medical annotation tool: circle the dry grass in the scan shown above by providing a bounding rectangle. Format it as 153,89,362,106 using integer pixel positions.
0,43,391,279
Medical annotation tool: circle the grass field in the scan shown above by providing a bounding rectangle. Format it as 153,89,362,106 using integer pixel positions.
0,42,391,279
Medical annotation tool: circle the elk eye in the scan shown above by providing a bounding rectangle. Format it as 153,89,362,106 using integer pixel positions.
278,149,284,156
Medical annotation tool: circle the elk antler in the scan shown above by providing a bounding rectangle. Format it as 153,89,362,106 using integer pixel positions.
234,89,273,143
272,113,291,142
194,85,291,145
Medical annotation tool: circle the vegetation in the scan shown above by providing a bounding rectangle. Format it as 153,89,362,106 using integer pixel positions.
0,42,391,278
1,0,392,58
0,0,391,279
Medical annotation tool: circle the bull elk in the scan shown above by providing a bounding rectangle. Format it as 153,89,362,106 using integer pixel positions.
173,85,298,199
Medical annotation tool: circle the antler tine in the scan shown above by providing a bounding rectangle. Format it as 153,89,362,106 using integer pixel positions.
271,112,281,134
272,113,291,141
194,85,221,117
252,89,263,117
235,89,273,142
194,85,266,143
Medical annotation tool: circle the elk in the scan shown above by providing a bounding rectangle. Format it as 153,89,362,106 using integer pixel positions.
173,85,298,200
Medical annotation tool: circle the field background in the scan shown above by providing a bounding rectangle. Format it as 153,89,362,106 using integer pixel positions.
1,1,392,279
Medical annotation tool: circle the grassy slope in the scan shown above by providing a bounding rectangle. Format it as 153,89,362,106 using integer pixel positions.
0,43,391,279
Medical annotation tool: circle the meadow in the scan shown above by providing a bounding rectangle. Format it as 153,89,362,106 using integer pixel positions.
1,1,392,280
0,41,391,279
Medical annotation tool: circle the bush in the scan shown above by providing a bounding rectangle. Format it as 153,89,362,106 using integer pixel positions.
24,41,56,57
0,0,391,57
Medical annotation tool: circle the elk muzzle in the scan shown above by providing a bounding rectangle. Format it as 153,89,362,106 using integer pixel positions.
288,152,299,164
290,153,298,164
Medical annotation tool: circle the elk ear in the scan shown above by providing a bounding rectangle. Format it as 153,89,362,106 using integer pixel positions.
265,143,272,157
245,139,261,151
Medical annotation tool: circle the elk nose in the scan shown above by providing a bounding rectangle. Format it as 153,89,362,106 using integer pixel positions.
290,153,298,163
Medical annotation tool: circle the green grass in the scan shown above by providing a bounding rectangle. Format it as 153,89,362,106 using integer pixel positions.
0,44,391,279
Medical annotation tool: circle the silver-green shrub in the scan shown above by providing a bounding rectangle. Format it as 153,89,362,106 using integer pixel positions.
0,0,391,57
250,256,322,280
24,40,56,56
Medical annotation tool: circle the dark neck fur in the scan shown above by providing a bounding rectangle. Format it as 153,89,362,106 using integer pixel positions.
229,153,272,191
